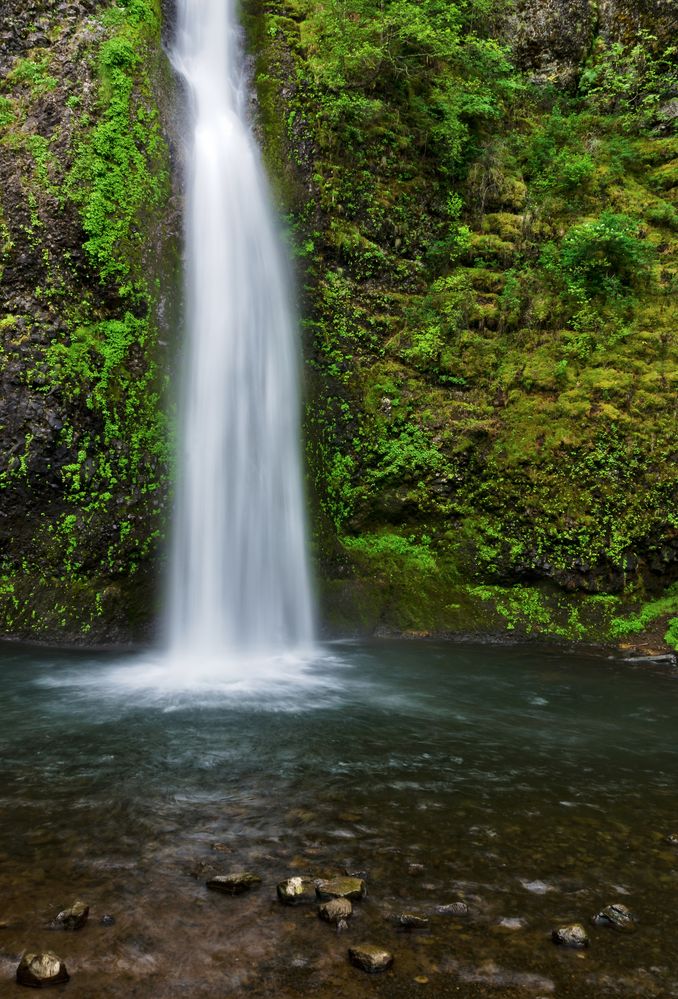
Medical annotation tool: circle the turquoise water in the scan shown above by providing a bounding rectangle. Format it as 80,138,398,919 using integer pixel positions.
0,640,676,996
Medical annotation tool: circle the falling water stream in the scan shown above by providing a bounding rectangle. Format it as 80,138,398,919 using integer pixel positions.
168,0,314,664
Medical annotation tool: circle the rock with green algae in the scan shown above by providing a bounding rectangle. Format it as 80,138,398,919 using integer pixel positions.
16,951,69,988
51,900,89,931
277,877,316,905
348,944,394,974
316,876,366,902
206,872,262,895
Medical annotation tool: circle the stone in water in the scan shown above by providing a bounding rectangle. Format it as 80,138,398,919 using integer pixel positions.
16,951,69,988
552,923,589,949
206,872,262,895
51,900,89,931
277,877,316,905
319,897,353,924
349,944,394,974
316,876,366,901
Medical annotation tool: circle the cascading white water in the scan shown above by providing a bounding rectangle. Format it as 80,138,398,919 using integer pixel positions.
168,0,314,664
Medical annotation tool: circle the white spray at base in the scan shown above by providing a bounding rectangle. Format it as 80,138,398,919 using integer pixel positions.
166,0,315,676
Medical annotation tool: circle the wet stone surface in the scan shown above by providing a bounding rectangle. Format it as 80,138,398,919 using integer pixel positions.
277,877,316,905
16,951,69,988
552,923,590,948
592,902,637,931
348,944,394,973
318,898,353,924
316,877,366,902
206,872,262,895
50,900,89,931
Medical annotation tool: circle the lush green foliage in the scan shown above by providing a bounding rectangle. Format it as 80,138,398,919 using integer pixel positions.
251,1,677,643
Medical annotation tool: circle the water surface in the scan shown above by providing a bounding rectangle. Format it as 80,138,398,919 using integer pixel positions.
0,640,677,997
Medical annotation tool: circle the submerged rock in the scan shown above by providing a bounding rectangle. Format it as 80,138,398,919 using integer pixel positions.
100,914,116,927
277,877,316,906
344,868,369,881
397,912,429,929
592,903,637,931
665,833,678,846
16,951,69,988
348,944,393,974
319,898,353,924
206,872,262,895
51,900,89,931
552,923,589,949
316,877,366,902
436,901,469,916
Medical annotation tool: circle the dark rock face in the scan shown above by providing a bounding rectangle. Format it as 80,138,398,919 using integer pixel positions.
552,923,589,948
206,872,262,895
16,951,69,988
0,0,179,644
51,899,89,931
316,877,367,902
506,0,595,87
506,0,676,88
348,944,394,974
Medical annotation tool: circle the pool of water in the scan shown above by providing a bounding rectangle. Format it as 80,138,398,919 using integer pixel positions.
0,640,677,997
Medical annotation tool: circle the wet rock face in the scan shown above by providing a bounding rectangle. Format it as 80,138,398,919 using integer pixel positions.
505,0,595,88
16,951,69,988
348,944,394,974
397,912,429,929
505,0,676,88
51,899,89,931
206,872,262,895
552,923,589,948
316,877,366,902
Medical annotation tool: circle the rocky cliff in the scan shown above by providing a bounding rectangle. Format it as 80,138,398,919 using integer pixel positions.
0,0,675,649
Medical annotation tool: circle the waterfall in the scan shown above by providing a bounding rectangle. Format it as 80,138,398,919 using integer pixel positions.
168,0,314,662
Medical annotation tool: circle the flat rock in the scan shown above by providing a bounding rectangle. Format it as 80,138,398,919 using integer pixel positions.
277,877,316,905
316,876,366,902
592,903,636,931
349,944,393,974
17,951,69,988
51,900,89,931
397,912,429,929
319,898,353,924
552,923,589,949
206,872,262,895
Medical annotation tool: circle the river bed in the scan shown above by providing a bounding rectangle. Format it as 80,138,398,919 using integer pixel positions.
0,639,677,997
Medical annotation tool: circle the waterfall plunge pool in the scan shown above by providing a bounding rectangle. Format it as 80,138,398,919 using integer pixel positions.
0,640,677,997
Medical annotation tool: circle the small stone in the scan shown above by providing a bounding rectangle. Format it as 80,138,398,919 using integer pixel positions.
206,872,262,895
348,944,393,974
316,876,366,902
277,877,316,905
552,923,589,949
398,912,429,929
51,900,89,931
17,951,69,988
407,863,425,876
319,897,353,924
100,914,115,927
665,833,678,846
415,976,430,985
344,868,368,880
592,903,636,932
436,901,469,916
